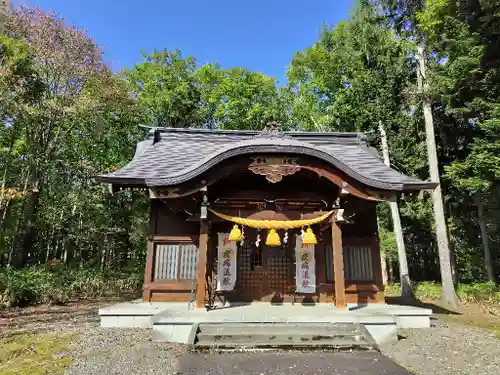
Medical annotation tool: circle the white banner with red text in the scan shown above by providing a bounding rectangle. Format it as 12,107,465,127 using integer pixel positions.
295,235,316,293
216,232,237,291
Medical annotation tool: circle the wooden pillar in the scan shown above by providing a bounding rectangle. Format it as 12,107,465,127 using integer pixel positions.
195,220,208,308
372,233,385,303
332,221,346,308
143,239,154,302
316,241,327,303
143,200,156,302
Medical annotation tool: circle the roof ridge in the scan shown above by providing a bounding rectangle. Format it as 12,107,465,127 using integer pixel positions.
147,126,365,139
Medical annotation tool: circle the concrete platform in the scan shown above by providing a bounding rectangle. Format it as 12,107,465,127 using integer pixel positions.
99,301,170,328
100,301,432,346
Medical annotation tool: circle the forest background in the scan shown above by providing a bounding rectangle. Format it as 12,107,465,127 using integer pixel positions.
0,0,499,308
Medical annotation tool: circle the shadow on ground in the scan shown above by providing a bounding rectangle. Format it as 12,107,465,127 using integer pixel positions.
386,296,460,315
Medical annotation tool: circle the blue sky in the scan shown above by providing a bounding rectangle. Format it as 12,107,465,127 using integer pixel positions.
14,0,353,83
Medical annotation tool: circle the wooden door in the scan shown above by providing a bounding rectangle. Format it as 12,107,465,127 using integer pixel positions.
236,240,293,302
265,243,293,302
237,241,266,301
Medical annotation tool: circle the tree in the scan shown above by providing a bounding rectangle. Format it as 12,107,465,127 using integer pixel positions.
418,0,500,283
124,49,202,128
287,4,416,136
1,7,141,266
126,51,286,130
377,0,459,306
287,2,430,293
445,108,500,281
379,121,413,297
196,64,286,130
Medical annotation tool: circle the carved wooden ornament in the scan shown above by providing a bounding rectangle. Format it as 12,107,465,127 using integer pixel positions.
248,156,301,183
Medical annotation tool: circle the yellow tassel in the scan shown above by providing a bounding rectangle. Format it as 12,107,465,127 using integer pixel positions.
302,227,317,245
266,228,281,246
229,224,242,242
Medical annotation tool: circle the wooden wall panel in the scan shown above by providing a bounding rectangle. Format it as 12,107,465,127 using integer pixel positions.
144,201,201,302
148,291,191,302
151,200,199,237
341,199,378,237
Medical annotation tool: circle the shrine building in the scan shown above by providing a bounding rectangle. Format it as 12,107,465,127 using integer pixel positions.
95,127,436,310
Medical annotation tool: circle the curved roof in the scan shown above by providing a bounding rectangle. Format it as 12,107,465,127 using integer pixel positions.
95,128,436,192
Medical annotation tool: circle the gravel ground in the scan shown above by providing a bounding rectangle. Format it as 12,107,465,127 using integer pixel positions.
5,305,500,375
380,320,500,375
67,327,185,375
56,320,500,375
66,326,412,375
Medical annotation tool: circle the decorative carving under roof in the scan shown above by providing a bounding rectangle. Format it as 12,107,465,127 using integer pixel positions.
254,122,291,140
248,156,301,183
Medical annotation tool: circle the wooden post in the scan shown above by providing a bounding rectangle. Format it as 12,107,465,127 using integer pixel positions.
143,239,154,302
195,219,208,308
143,200,156,302
332,220,346,308
372,234,385,303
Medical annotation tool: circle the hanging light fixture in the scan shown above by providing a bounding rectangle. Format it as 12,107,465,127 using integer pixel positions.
229,224,242,242
302,226,317,245
265,228,281,246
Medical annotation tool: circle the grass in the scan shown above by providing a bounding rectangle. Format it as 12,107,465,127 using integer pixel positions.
434,302,500,339
386,281,500,339
0,331,78,375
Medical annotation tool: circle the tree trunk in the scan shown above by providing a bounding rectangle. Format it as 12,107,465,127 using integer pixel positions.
388,259,394,283
379,122,414,297
381,250,388,285
417,44,459,307
17,176,42,267
445,203,459,286
0,127,16,212
476,193,494,281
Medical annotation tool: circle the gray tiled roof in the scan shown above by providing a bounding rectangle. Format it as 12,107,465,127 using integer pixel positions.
95,128,436,191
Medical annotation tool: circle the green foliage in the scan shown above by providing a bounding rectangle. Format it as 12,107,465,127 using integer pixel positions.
457,281,500,304
445,106,500,193
387,281,500,304
379,225,398,261
125,50,286,130
0,266,142,308
195,64,286,130
124,49,201,128
287,2,418,139
0,1,498,308
414,280,443,299
0,7,148,270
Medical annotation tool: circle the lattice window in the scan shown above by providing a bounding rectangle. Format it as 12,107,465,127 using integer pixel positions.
344,245,373,282
250,245,263,270
153,243,199,281
324,243,374,282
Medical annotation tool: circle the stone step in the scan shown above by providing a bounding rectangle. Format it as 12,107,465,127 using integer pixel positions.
197,333,366,343
198,323,362,335
195,338,375,349
194,322,377,350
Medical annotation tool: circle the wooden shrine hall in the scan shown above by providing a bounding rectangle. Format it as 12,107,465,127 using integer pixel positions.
95,127,436,309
